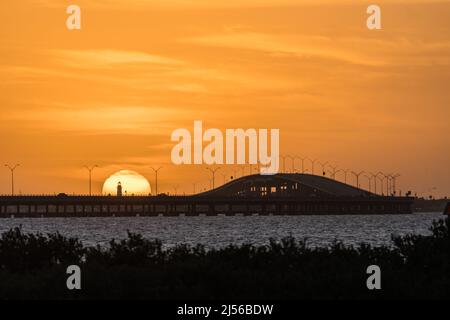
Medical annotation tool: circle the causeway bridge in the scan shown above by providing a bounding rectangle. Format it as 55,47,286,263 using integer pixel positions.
0,174,414,217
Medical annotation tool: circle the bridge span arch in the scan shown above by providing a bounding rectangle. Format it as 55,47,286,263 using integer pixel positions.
198,173,374,198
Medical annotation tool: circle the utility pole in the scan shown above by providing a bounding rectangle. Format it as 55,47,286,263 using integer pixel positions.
4,164,20,196
206,167,221,190
84,165,98,196
150,166,163,195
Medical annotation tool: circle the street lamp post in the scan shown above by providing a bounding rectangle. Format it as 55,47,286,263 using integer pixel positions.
281,156,286,173
328,165,339,179
384,174,392,196
318,161,328,176
363,174,372,192
374,172,385,195
351,171,365,188
336,169,349,184
150,166,163,195
307,158,319,175
377,174,385,195
206,167,221,190
369,172,378,194
391,174,400,196
4,164,20,196
294,156,307,173
280,155,295,173
84,165,98,196
280,156,286,173
286,155,294,173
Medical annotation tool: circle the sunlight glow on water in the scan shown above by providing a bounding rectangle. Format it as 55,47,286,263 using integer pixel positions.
0,213,443,248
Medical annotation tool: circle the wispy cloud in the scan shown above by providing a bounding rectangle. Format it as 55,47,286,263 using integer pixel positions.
50,49,184,68
183,32,450,67
183,32,389,66
1,104,185,133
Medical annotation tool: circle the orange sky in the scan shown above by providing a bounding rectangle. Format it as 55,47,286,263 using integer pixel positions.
0,0,449,197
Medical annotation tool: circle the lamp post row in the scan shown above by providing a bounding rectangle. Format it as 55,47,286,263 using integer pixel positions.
278,155,402,196
3,160,402,196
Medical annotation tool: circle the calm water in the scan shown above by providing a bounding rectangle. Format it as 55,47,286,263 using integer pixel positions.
0,212,444,248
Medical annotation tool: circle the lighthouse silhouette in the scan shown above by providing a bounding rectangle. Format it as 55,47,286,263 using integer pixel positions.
117,182,123,197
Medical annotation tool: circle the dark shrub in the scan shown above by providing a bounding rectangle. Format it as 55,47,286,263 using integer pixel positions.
0,217,448,299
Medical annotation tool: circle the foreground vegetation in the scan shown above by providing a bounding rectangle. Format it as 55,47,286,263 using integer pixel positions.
0,217,449,299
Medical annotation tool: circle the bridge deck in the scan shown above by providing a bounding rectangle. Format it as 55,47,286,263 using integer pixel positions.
0,195,414,217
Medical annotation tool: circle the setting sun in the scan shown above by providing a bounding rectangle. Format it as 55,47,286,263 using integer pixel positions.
102,170,151,196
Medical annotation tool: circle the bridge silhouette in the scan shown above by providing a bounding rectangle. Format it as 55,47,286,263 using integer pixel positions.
0,174,413,218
